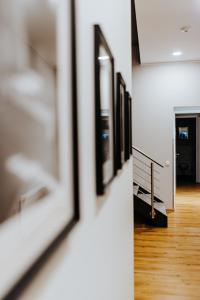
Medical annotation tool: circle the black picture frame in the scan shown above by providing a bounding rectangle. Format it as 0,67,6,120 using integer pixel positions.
116,72,126,169
125,91,130,161
70,0,80,225
125,91,133,160
2,1,80,299
94,25,115,195
129,95,133,156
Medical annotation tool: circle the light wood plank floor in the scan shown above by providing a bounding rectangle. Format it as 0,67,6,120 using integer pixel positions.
134,184,200,300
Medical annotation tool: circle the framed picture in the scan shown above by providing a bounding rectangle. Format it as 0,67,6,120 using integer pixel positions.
0,0,79,298
178,127,189,140
94,25,115,195
125,91,130,161
125,92,133,160
116,72,126,169
129,95,133,156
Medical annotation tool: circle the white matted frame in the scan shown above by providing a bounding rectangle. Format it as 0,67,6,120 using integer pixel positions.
0,0,79,298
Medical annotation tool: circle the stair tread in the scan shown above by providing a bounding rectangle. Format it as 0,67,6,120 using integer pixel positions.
133,182,164,203
136,193,167,216
138,192,163,203
133,185,139,195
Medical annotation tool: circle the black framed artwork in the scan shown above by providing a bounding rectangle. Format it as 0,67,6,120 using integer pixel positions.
94,25,115,195
116,72,126,169
0,0,79,298
125,91,133,160
129,95,133,156
178,127,189,140
125,91,130,161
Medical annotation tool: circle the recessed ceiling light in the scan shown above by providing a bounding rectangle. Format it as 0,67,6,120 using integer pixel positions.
180,26,190,33
172,51,182,56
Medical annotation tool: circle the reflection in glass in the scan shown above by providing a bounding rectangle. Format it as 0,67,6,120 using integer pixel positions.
120,85,125,162
99,46,113,184
179,127,189,140
0,0,58,223
101,112,110,163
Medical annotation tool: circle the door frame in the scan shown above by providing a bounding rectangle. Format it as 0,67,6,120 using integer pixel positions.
173,106,200,199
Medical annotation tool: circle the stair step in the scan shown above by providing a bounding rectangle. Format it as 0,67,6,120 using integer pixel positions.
134,194,168,227
133,182,164,203
133,185,139,195
137,193,167,216
137,188,164,203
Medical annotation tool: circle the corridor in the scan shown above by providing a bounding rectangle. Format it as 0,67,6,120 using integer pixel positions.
135,184,200,299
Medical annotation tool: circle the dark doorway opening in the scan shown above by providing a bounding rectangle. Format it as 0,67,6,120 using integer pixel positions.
176,117,196,185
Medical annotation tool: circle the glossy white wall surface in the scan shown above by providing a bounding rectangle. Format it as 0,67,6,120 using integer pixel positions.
19,0,133,299
133,59,200,209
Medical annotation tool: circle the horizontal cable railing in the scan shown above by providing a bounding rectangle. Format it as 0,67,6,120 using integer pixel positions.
133,156,161,174
132,146,164,219
133,179,160,193
133,164,160,178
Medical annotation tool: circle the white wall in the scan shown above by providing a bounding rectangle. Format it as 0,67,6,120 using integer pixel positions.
20,0,133,299
133,59,200,209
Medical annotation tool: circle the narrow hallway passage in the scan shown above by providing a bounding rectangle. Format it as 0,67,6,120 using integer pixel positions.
135,184,200,299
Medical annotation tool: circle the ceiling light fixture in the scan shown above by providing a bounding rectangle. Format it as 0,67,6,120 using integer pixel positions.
180,26,190,33
172,51,182,56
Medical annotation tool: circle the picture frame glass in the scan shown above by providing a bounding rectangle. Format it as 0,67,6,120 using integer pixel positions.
99,46,114,185
129,96,133,155
120,84,125,162
0,0,79,297
0,0,59,224
95,25,115,194
178,127,189,140
116,73,126,169
124,91,130,160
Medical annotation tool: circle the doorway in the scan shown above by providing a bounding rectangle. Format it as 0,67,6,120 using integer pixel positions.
176,117,196,185
173,107,200,209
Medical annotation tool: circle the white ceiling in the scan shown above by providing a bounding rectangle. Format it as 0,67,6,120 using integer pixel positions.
135,0,200,64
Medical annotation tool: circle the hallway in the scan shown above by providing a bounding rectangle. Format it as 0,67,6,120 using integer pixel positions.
135,184,200,299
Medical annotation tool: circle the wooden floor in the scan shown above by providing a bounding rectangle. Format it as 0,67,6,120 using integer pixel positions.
134,184,200,300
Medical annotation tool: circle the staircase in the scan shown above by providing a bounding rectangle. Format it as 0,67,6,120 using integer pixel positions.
133,146,168,227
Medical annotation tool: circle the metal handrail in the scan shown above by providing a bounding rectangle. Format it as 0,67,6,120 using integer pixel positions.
133,158,160,174
132,146,164,168
133,145,165,220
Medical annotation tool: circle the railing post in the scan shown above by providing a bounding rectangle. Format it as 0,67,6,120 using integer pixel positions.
151,162,156,219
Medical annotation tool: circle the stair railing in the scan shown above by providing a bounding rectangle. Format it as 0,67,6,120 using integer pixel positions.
132,146,164,219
